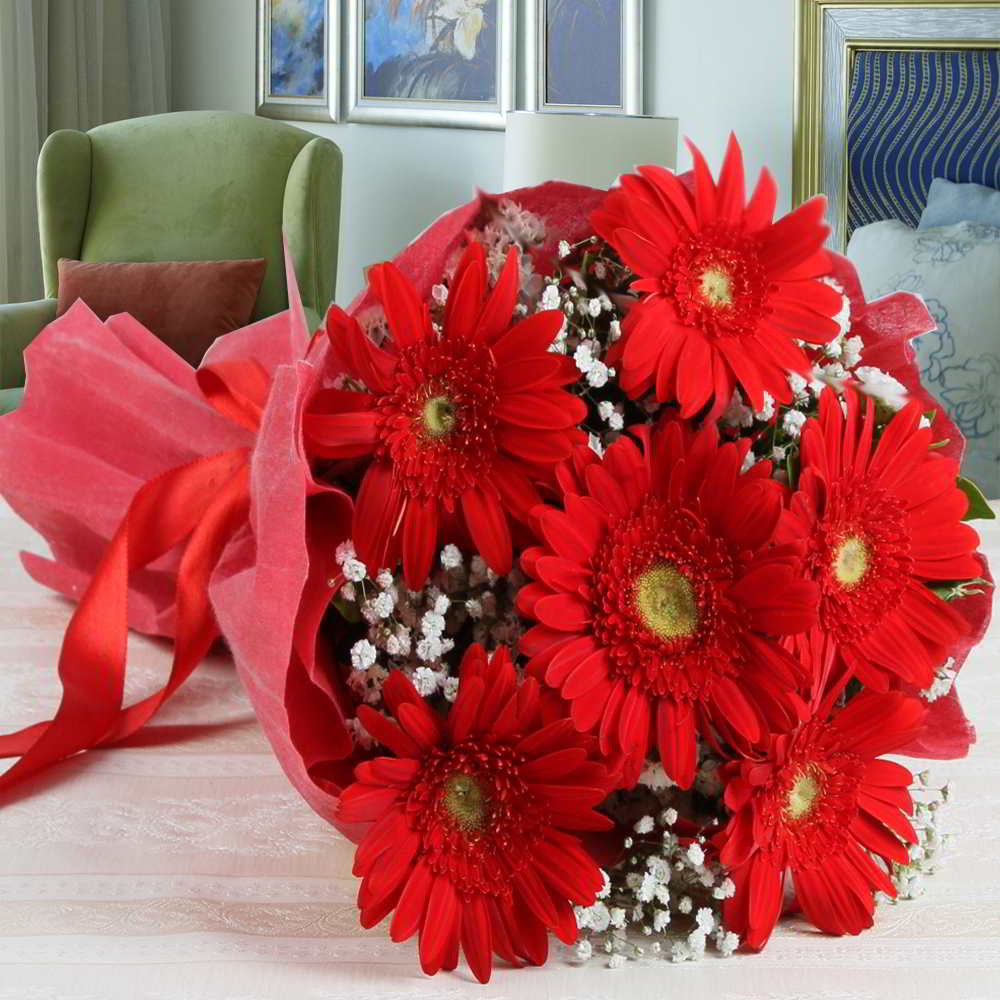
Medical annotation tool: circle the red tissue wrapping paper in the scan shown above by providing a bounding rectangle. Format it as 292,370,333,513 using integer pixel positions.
828,252,994,759
0,183,608,841
0,182,990,845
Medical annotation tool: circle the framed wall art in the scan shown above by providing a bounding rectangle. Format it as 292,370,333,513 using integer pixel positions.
256,0,340,122
346,0,515,129
793,0,1000,249
524,0,643,115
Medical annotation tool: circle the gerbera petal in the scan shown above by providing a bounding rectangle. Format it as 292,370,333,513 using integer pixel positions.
612,227,672,277
710,676,762,743
491,310,565,366
534,592,592,631
562,648,612,699
402,498,439,590
352,461,404,575
716,132,746,219
850,811,910,866
743,166,778,230
419,875,460,975
756,195,830,276
459,894,494,984
461,487,512,576
443,241,487,340
369,261,428,348
477,245,520,343
675,332,715,416
389,862,434,942
302,407,379,459
656,698,697,789
356,705,422,758
686,137,719,226
745,854,784,950
495,354,567,394
858,791,917,844
495,390,587,429
338,781,403,824
496,424,574,463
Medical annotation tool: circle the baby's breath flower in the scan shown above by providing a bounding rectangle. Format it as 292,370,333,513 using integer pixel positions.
842,335,864,369
634,815,655,835
754,392,776,422
586,361,610,388
350,639,377,671
782,409,807,439
370,591,395,619
439,544,463,569
342,557,367,583
411,666,439,697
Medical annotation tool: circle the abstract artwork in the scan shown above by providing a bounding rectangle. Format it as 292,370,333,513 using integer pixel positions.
256,0,338,122
347,0,514,128
364,0,497,101
525,0,642,114
545,0,621,108
269,0,326,98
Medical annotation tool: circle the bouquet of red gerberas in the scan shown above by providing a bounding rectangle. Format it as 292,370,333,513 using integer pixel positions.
0,136,992,983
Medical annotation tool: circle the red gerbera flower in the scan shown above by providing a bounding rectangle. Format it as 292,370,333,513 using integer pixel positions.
715,691,927,950
307,242,585,588
778,387,981,694
517,420,818,788
593,134,843,418
338,645,612,983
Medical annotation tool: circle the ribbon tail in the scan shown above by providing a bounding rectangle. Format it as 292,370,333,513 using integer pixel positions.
0,448,248,798
99,464,250,745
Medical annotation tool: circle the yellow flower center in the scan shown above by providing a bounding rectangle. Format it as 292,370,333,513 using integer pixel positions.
635,563,699,639
700,267,734,306
422,394,458,438
443,773,487,830
833,535,870,588
785,768,823,821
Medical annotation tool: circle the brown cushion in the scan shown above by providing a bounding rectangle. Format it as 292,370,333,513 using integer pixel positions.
56,257,268,366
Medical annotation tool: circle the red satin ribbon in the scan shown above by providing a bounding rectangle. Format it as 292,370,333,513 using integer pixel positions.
0,361,269,799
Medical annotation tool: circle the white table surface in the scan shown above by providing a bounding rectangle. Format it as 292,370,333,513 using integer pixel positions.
0,499,997,1000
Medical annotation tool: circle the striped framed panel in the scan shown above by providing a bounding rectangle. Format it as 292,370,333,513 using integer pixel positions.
794,1,1000,250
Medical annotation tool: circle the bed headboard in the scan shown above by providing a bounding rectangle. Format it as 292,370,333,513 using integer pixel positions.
846,48,1000,240
794,0,1000,250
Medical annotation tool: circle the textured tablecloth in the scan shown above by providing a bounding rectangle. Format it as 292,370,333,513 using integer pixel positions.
0,498,997,1000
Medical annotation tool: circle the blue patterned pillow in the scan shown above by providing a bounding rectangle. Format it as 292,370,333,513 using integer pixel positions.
920,178,1000,229
847,220,1000,498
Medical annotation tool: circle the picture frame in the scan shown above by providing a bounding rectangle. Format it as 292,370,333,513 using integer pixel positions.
524,0,643,115
346,0,515,130
256,0,340,123
793,0,1000,250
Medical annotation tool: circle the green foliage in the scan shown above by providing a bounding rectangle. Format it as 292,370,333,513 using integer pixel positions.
957,476,996,522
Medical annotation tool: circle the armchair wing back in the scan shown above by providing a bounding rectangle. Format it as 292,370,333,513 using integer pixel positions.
0,110,342,391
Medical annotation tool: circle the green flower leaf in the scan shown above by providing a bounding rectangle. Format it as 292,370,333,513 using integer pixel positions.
332,592,362,623
930,577,991,602
957,476,996,521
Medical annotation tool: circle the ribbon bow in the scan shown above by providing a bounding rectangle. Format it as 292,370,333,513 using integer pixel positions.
0,247,354,801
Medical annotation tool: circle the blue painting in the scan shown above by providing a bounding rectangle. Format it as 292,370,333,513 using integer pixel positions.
545,0,621,108
269,0,327,99
364,0,498,102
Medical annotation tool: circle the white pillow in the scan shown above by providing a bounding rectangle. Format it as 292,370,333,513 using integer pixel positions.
847,220,1000,498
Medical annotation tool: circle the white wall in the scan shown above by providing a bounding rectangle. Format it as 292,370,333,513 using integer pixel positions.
170,0,795,305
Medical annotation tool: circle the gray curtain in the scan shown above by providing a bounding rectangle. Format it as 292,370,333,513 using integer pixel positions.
0,0,171,302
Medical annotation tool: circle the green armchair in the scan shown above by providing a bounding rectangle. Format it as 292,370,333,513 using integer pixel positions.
0,110,343,405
